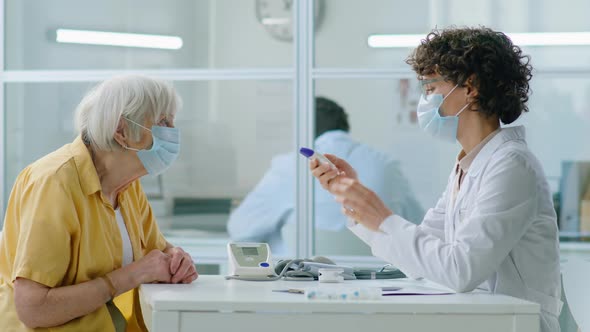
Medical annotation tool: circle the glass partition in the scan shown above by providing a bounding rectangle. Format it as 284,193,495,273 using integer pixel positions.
4,81,294,252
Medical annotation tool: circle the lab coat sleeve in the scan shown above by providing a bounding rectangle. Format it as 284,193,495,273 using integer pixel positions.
349,177,448,243
416,167,456,239
359,151,538,292
227,155,293,242
416,189,447,239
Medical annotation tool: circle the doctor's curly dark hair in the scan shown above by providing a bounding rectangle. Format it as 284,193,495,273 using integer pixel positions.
406,26,533,124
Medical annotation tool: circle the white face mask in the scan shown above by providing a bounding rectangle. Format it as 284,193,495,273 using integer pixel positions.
123,118,180,176
416,84,469,142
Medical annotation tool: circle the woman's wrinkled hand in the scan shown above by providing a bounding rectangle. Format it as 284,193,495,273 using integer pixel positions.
135,249,173,284
164,247,199,284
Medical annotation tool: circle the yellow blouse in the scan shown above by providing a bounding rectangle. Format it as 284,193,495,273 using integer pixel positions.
0,136,167,331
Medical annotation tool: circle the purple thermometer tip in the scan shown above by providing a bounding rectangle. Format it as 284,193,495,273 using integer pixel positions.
299,147,314,158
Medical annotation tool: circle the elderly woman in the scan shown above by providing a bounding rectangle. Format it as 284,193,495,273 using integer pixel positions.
0,75,198,331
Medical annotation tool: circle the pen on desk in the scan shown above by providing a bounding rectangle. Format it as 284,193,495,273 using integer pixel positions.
272,289,305,294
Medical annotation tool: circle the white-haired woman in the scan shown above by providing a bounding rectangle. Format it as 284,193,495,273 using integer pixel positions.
0,75,198,332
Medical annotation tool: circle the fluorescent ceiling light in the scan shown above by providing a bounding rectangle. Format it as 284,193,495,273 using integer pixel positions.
509,32,590,46
261,18,290,25
368,34,423,48
55,29,183,50
368,32,590,48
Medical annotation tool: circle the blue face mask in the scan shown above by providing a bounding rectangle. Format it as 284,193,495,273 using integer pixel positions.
123,118,180,176
416,84,469,142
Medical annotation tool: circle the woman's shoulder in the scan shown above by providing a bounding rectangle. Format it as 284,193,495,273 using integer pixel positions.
17,142,79,188
494,137,539,169
485,138,546,186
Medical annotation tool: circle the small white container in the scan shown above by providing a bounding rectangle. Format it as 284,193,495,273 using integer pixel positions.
318,268,344,283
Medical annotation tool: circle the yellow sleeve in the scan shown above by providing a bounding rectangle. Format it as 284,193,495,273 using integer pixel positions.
11,173,78,287
134,181,167,253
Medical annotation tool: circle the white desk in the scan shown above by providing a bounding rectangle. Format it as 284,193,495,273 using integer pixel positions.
139,276,540,332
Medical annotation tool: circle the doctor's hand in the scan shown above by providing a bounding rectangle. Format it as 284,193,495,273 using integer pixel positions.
310,154,358,191
330,177,393,232
164,247,199,284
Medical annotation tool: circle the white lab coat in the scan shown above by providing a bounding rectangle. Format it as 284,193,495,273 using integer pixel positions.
349,126,562,332
227,130,424,255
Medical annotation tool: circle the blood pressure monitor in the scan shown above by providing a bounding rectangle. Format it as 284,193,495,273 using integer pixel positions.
227,243,276,279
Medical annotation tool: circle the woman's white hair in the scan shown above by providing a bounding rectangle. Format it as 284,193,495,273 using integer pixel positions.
75,75,181,151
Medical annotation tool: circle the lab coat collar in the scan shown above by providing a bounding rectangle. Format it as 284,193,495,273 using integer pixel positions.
467,126,526,178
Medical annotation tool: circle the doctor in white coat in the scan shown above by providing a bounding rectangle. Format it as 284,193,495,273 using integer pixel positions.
311,27,562,332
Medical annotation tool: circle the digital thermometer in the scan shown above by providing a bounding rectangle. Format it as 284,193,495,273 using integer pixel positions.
227,243,276,280
300,147,353,212
299,147,337,169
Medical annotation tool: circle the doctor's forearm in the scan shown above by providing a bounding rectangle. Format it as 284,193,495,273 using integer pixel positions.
372,216,503,293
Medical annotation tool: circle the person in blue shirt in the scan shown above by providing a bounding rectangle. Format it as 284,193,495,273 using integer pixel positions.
227,97,423,255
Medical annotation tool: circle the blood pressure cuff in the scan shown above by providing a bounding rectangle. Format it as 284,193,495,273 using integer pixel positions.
300,262,356,279
278,260,356,280
353,267,407,280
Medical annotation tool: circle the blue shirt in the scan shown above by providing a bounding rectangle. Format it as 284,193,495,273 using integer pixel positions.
227,130,424,254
